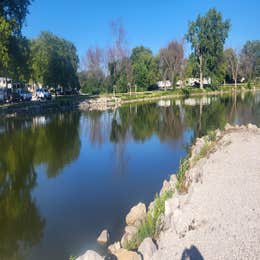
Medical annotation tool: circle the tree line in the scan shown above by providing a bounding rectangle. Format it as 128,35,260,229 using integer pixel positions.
1,2,259,93
0,0,79,90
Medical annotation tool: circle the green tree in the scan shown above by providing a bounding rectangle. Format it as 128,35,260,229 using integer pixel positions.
30,32,79,90
186,8,230,88
224,48,240,87
0,0,32,79
0,0,32,34
131,46,159,90
0,16,12,77
240,40,260,80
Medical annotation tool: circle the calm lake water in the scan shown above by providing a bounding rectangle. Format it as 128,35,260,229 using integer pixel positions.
0,91,260,260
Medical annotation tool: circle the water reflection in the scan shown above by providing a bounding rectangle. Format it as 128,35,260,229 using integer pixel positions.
0,112,81,259
0,91,259,259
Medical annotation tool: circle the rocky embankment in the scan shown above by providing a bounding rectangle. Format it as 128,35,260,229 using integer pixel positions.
77,123,260,260
79,97,122,111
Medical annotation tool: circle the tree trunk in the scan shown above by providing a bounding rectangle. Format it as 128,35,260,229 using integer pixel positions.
199,55,203,89
234,78,237,89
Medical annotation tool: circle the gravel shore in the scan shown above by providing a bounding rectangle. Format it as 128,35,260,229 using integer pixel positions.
152,126,260,260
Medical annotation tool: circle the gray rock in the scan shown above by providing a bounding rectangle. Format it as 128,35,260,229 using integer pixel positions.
165,196,180,217
247,123,258,130
138,237,157,260
114,248,141,260
108,241,121,254
125,225,138,235
224,123,233,131
126,203,146,226
97,229,109,244
76,250,103,260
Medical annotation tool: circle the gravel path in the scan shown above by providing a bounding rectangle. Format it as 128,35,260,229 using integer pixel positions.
152,127,260,260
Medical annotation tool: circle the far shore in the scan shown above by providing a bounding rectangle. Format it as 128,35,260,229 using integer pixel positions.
0,85,259,117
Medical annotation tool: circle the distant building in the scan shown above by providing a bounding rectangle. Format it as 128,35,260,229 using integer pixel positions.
157,80,172,90
186,77,211,87
0,77,12,89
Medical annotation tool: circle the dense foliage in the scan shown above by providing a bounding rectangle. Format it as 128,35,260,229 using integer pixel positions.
30,32,79,89
186,8,230,88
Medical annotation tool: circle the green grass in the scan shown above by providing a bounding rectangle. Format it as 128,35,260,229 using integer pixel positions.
125,190,174,250
176,158,190,193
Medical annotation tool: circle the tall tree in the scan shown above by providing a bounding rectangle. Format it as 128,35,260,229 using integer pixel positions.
159,40,184,89
0,16,12,77
224,48,240,88
30,32,79,89
80,46,105,94
130,46,159,90
186,8,230,88
0,0,32,79
240,40,260,80
0,0,32,34
107,19,131,93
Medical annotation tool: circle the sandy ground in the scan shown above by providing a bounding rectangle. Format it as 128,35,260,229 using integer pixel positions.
152,127,260,260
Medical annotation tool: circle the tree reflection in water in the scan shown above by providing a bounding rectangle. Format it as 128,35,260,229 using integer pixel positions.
0,112,81,259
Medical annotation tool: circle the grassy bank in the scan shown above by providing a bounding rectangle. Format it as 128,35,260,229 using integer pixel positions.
125,129,219,250
102,83,260,104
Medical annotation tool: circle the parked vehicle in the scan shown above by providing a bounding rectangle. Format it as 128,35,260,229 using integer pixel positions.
36,88,52,100
7,90,21,103
16,89,32,101
0,89,4,103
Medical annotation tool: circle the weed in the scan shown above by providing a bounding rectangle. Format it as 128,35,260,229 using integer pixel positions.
176,158,190,193
126,190,173,250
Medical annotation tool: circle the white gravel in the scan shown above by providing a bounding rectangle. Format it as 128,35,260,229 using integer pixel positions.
152,128,260,260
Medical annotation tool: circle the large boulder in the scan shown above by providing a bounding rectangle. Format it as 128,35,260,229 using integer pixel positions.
97,229,109,244
76,250,103,260
138,237,157,260
126,203,146,226
114,248,141,260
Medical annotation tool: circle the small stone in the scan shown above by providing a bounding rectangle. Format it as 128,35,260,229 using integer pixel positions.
215,129,222,138
148,201,155,213
108,241,121,254
224,123,233,131
126,203,146,226
97,229,109,244
169,174,177,186
120,233,129,248
138,237,157,260
247,123,257,130
76,250,103,260
114,248,141,260
121,226,138,249
159,180,171,196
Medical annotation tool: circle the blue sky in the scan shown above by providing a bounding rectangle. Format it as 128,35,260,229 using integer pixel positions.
22,0,260,59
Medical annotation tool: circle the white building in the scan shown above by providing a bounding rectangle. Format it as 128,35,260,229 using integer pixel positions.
186,77,211,87
157,80,172,90
0,77,12,89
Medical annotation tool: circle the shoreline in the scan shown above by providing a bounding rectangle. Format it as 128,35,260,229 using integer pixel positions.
0,87,259,118
76,123,260,260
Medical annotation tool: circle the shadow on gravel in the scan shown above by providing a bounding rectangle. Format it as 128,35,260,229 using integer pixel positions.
181,245,204,260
